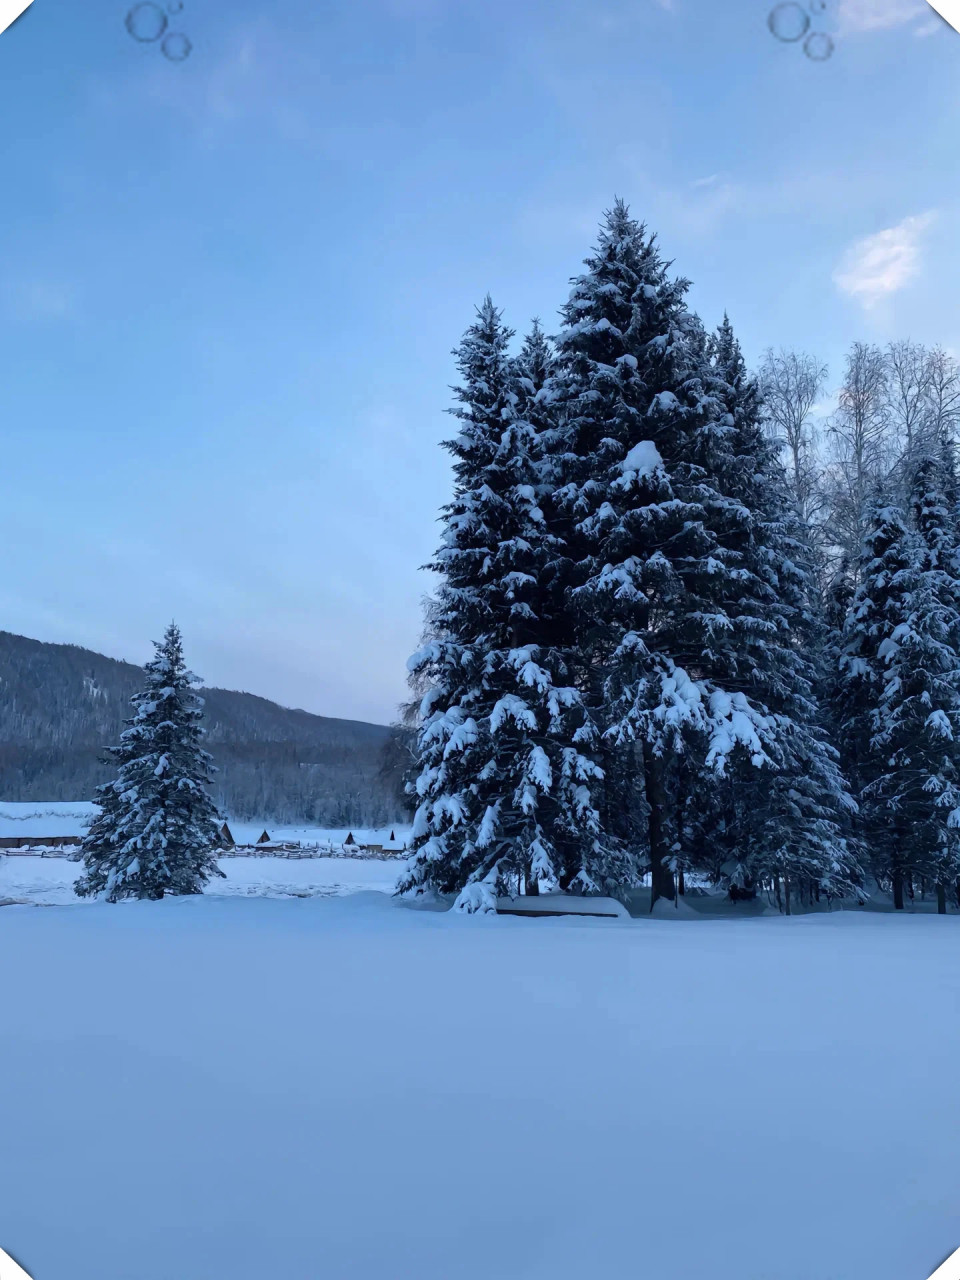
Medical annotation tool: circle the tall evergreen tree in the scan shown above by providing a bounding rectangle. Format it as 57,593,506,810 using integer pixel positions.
399,301,613,913
76,623,225,901
838,495,905,804
863,458,960,911
702,317,861,907
546,201,724,904
840,493,950,908
547,206,857,906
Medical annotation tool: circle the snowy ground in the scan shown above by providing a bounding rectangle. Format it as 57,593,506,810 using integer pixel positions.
0,854,401,905
0,896,957,1280
0,802,411,852
225,822,409,847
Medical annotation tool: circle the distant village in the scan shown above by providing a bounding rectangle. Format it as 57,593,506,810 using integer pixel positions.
0,805,409,862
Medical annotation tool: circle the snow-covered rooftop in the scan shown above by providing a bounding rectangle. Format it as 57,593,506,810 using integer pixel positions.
0,802,98,838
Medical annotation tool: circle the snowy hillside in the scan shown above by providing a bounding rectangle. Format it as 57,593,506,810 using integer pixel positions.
0,629,406,826
0,897,957,1280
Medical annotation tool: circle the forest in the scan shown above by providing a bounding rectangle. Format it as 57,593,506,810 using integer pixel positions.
401,200,960,914
0,629,407,827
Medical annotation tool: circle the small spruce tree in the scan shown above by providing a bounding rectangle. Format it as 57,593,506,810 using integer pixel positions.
76,623,225,902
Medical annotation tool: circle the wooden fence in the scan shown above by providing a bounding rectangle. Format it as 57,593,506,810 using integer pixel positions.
0,841,407,862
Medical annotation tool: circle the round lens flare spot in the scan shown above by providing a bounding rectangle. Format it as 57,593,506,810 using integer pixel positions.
804,30,834,58
162,31,192,60
167,0,184,11
124,1,168,42
768,1,811,40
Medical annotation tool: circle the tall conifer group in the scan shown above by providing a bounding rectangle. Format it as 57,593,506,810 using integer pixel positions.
404,205,863,912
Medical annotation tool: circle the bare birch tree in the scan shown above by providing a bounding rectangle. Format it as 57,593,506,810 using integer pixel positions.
759,348,828,527
825,343,890,572
885,340,934,462
925,346,960,446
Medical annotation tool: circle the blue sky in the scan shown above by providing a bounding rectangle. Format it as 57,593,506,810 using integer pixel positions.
0,0,956,723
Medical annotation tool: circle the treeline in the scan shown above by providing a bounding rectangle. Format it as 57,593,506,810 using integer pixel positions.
400,200,960,914
763,341,960,912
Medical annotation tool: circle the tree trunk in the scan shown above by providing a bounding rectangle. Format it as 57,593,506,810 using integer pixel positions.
937,882,947,915
643,743,675,908
678,868,686,896
784,875,792,917
893,871,904,911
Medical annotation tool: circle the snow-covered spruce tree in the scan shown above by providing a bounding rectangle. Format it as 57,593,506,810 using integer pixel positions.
546,200,714,905
837,494,906,810
547,205,858,907
515,318,554,412
853,458,960,911
840,492,951,908
398,300,614,913
911,452,960,910
698,317,861,908
75,623,225,901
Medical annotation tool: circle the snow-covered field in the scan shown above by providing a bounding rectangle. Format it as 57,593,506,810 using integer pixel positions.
225,822,408,848
0,802,410,852
0,854,401,905
0,895,957,1280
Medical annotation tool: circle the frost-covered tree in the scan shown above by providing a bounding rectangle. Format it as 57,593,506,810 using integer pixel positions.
548,209,857,907
545,201,728,904
840,469,960,910
838,495,911,809
864,460,960,910
695,317,860,907
826,343,891,576
759,347,827,530
399,301,612,913
75,623,225,902
515,318,554,411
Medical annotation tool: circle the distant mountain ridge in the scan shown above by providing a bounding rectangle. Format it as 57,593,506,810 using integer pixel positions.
0,631,406,826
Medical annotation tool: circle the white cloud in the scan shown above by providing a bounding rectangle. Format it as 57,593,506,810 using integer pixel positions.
833,212,938,309
914,16,944,33
836,0,928,33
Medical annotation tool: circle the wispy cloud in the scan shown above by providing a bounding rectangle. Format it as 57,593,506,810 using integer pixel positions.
914,15,946,34
836,0,929,33
612,154,875,240
5,280,75,322
97,18,323,147
833,211,938,309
